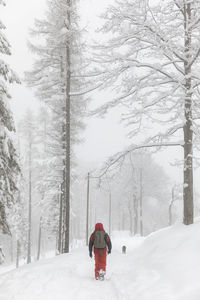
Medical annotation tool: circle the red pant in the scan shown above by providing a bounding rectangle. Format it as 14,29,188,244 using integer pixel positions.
94,247,107,278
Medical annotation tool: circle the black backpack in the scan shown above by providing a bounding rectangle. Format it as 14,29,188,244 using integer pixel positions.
94,231,106,249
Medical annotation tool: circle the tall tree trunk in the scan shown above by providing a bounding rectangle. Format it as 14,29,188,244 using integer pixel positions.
58,193,63,254
128,200,133,235
37,217,42,260
16,240,20,268
63,0,71,253
76,218,80,240
60,54,65,254
62,169,66,253
61,115,66,252
183,2,193,225
122,211,125,230
27,138,32,264
133,194,138,235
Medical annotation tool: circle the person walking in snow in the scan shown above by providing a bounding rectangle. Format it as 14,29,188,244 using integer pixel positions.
89,223,112,280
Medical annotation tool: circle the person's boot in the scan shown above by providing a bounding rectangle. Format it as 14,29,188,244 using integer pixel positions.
99,269,105,281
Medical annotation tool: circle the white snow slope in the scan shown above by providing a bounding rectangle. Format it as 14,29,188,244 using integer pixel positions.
0,222,200,300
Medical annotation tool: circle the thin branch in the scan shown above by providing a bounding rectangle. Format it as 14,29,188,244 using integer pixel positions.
69,82,103,97
189,47,200,68
94,141,183,179
144,24,186,63
173,0,184,15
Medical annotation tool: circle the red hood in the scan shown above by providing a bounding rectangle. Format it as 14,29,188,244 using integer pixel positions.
95,223,104,231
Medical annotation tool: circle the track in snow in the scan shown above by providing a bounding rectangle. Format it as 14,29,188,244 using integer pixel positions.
0,238,142,300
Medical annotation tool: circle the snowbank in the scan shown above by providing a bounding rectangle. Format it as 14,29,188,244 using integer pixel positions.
114,222,200,300
0,222,200,300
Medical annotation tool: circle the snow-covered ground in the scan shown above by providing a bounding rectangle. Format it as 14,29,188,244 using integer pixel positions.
0,222,200,300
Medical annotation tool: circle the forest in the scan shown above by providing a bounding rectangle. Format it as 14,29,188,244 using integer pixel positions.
0,1,200,299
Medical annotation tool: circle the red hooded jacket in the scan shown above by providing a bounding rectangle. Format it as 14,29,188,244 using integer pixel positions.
95,223,104,231
89,223,112,254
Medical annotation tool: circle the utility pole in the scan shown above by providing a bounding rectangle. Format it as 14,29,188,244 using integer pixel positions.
169,185,178,226
86,172,90,246
27,135,32,264
109,192,112,236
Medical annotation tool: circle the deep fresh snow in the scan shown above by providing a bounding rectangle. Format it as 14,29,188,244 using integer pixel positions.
0,223,200,300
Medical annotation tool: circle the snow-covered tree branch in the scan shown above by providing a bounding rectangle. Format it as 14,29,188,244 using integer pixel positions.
91,0,200,225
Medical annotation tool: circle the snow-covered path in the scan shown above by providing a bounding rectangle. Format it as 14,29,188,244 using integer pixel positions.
0,235,143,300
0,249,114,300
0,224,200,300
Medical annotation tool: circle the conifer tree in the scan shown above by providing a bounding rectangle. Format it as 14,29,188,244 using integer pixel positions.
0,1,20,234
27,0,87,253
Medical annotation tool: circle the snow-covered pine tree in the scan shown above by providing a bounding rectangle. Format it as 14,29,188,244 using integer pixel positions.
34,106,63,256
18,107,60,261
91,0,200,225
0,1,20,234
27,0,87,253
8,190,27,268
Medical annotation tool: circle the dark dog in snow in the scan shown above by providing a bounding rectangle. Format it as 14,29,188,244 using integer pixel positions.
122,245,126,254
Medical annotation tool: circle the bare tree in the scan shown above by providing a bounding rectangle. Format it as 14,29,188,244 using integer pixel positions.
91,0,200,225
